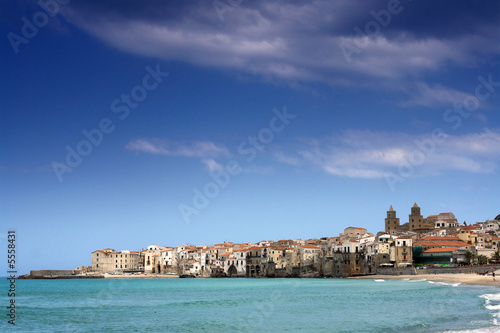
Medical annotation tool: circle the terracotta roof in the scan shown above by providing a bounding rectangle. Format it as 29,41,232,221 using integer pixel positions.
246,247,263,251
420,236,462,241
415,241,469,247
423,247,463,253
301,245,320,249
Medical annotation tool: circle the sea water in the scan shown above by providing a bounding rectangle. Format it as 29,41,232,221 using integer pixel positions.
1,278,499,332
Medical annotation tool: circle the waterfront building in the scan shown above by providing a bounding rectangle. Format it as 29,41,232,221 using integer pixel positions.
268,246,286,269
91,248,140,273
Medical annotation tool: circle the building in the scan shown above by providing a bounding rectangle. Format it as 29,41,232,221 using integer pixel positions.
385,205,400,233
343,227,368,238
268,247,286,269
159,248,176,273
393,237,413,267
434,220,460,229
91,248,140,273
413,236,472,265
409,203,424,231
246,246,267,277
144,244,167,273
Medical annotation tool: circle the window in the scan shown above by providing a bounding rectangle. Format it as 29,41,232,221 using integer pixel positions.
96,264,99,268
403,241,406,246
96,258,99,262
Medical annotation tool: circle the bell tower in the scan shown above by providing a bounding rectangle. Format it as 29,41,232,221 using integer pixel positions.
409,203,423,231
385,205,400,233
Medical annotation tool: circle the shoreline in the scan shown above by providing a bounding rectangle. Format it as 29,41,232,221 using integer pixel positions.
350,270,500,287
104,274,180,278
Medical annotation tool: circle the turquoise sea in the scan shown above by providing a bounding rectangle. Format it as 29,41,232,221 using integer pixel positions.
1,278,500,332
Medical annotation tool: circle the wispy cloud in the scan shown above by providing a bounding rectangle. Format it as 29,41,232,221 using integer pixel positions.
402,82,476,108
126,139,230,158
202,158,225,172
60,0,499,109
273,128,500,179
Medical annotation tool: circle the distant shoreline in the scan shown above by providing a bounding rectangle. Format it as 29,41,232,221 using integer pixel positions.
19,271,500,287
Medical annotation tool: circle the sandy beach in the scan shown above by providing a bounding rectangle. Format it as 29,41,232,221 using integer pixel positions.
104,274,180,279
350,270,500,287
103,272,500,286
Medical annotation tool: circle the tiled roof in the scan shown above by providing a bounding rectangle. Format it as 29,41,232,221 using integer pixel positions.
301,245,320,249
423,246,463,254
420,236,462,241
415,240,469,247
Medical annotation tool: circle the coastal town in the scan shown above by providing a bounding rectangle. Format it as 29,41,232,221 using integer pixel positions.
26,204,500,279
81,203,500,278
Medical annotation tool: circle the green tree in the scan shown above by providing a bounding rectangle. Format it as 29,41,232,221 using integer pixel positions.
464,251,474,265
477,255,488,265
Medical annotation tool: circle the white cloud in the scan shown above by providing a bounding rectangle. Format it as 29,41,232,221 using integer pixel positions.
403,82,475,108
202,158,224,172
126,139,230,158
61,1,499,109
273,128,500,179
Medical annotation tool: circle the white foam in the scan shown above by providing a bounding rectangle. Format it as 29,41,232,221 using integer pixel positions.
435,281,461,287
374,279,385,282
480,293,500,302
407,278,427,282
485,304,500,311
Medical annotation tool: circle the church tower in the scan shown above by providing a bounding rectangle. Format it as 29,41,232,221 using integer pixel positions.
385,205,400,233
409,203,423,231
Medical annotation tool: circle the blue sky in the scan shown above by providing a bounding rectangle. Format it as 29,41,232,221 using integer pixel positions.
1,0,499,274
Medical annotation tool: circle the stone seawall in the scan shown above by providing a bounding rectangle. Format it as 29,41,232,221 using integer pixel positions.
415,265,496,275
376,266,417,275
22,270,104,279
